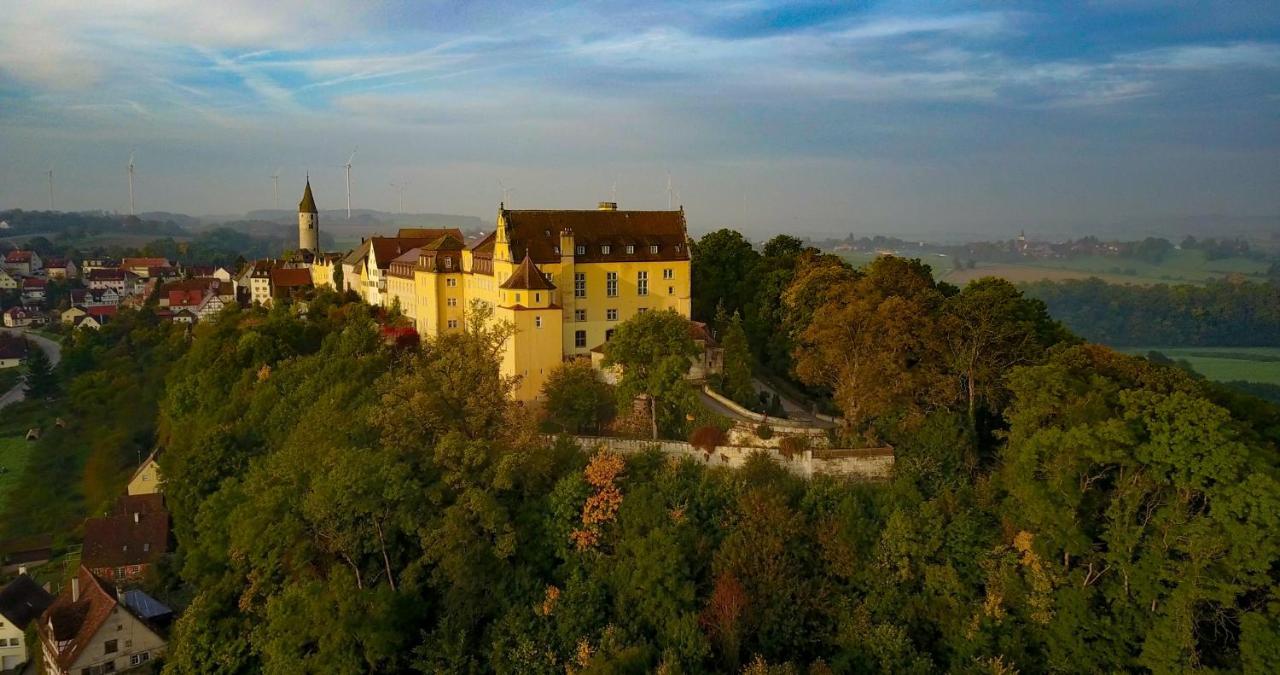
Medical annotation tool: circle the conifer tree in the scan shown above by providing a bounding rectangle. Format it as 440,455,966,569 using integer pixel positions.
22,343,56,400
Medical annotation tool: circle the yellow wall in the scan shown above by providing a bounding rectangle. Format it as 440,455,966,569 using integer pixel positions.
127,458,162,495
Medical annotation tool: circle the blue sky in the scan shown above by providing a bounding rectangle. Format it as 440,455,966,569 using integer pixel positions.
0,0,1277,238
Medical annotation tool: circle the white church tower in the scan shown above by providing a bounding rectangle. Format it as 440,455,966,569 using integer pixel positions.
298,178,319,252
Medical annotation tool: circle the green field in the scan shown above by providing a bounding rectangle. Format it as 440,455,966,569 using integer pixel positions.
0,435,35,506
1120,347,1280,386
908,249,1272,286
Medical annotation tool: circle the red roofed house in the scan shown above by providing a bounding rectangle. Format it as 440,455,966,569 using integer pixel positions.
81,494,169,583
3,250,41,276
86,269,129,293
37,565,166,674
43,257,78,280
269,267,313,306
119,257,171,278
20,277,48,303
2,306,33,328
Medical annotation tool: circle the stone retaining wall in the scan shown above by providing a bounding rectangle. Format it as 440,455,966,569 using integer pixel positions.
559,435,893,480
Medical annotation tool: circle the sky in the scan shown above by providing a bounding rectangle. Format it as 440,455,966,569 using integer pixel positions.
0,0,1277,239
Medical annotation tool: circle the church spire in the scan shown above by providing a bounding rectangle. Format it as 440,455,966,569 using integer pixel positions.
299,178,318,214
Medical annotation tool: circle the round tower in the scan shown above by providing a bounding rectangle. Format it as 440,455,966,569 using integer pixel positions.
298,178,319,252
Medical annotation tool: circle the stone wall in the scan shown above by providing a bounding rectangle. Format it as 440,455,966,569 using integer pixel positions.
560,435,893,480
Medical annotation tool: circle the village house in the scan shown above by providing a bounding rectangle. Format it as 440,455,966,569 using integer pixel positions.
63,305,117,329
269,267,314,305
37,566,166,675
43,257,78,280
0,268,17,290
80,258,118,274
239,260,275,306
127,453,163,496
20,277,48,304
0,338,26,369
69,288,120,308
2,306,34,329
0,575,55,671
119,257,171,278
81,494,170,583
3,250,41,277
85,269,129,293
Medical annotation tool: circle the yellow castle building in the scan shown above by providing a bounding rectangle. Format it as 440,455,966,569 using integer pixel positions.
378,201,693,400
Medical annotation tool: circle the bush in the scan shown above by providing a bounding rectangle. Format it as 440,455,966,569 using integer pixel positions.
755,423,773,440
689,425,726,452
778,435,810,459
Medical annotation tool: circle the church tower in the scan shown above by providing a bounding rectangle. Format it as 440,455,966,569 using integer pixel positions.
298,178,319,252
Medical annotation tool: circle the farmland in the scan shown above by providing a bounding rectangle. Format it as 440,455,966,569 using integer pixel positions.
1119,347,1280,386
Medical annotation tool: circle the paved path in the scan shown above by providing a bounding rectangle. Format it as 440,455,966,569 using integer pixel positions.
0,327,62,412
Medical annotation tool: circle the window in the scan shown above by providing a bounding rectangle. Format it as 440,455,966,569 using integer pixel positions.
574,273,586,298
638,307,648,313
515,293,522,304
637,271,648,296
668,286,675,295
553,245,560,255
625,244,635,254
105,639,118,654
114,567,125,579
446,278,457,287
607,309,618,321
575,330,587,348
444,257,453,270
601,245,611,255
576,245,585,255
447,319,459,329
535,316,542,328
535,292,542,303
606,329,615,341
650,244,659,254
131,653,151,666
606,272,618,297
663,268,673,280
574,309,586,322
447,298,457,307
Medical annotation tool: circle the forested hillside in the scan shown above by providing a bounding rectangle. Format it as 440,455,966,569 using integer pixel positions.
1022,277,1280,347
144,258,1280,672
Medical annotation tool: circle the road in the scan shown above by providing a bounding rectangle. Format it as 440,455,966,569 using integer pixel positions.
0,328,62,412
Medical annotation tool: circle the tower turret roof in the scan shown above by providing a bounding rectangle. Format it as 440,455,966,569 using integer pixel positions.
299,180,317,214
499,253,555,291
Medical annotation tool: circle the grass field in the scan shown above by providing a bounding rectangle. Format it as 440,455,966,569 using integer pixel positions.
1120,347,1280,386
0,435,35,507
922,249,1270,286
0,368,18,393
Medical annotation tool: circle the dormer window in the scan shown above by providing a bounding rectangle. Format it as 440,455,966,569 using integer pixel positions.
545,229,551,237
625,245,635,254
444,257,453,270
576,245,585,255
675,243,682,252
601,245,611,255
554,246,560,255
650,244,659,254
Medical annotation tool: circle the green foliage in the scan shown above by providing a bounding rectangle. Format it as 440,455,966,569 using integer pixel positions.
717,308,756,408
541,360,616,434
602,309,702,439
21,344,57,399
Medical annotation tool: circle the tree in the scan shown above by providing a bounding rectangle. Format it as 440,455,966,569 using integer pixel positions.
541,360,616,434
22,342,57,399
691,229,760,321
937,278,1066,427
717,309,755,407
602,309,702,438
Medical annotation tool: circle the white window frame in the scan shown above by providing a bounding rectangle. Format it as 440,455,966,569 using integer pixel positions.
601,245,611,255
575,330,587,348
576,245,585,255
575,309,586,322
637,270,648,296
625,244,634,254
606,272,618,297
607,308,618,321
574,273,586,298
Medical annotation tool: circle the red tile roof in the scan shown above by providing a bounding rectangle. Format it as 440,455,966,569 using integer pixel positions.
4,250,33,263
39,566,135,670
500,208,689,264
120,257,171,269
269,267,313,288
82,495,169,569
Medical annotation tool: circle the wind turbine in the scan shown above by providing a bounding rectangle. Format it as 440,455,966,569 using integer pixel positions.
666,172,673,210
127,150,136,216
344,148,356,219
271,168,281,210
390,181,407,214
498,179,514,207
45,168,54,210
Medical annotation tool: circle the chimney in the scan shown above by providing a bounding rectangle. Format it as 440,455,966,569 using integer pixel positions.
71,577,80,602
597,201,617,211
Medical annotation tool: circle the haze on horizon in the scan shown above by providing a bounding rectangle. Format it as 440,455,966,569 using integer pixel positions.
0,1,1277,239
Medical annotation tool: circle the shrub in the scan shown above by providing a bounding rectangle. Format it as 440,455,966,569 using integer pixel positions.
778,435,810,459
689,425,727,452
755,423,773,440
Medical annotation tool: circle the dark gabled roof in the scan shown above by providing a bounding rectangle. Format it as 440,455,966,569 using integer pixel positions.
397,227,463,240
0,574,53,628
341,240,371,267
39,566,160,670
368,237,439,271
299,180,318,213
82,495,170,569
499,253,556,291
87,269,126,281
500,208,689,264
270,267,313,288
422,234,465,251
